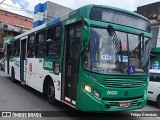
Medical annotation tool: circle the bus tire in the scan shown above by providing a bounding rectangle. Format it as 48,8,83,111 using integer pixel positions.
47,79,58,105
11,68,16,83
157,95,160,108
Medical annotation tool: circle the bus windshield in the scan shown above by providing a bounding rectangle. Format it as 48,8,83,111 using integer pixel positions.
83,27,150,75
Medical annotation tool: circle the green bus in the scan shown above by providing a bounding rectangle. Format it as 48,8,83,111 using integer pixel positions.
3,4,151,111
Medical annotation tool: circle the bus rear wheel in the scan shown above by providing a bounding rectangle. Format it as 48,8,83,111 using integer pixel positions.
47,79,58,105
157,95,160,108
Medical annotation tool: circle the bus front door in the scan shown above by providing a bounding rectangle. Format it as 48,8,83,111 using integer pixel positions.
20,39,26,83
63,23,82,105
7,44,11,74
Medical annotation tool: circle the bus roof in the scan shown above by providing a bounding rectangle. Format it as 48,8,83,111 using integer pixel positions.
9,4,149,41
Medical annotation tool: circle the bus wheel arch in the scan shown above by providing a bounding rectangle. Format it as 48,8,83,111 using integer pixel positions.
43,75,53,94
43,75,58,105
156,94,160,108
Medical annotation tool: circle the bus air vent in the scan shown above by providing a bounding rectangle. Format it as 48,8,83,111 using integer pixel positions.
99,79,146,88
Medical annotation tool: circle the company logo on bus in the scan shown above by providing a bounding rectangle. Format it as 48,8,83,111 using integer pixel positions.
124,91,128,96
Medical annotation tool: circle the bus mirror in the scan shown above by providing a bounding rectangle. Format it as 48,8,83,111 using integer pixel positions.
82,26,89,42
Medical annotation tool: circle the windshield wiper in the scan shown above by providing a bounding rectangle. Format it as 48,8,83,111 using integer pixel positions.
107,25,125,72
139,33,144,57
107,25,122,53
139,33,144,69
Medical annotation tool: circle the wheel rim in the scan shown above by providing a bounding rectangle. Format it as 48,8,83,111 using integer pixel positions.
48,83,55,100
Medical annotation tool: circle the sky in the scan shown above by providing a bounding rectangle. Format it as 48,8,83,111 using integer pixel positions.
0,0,160,18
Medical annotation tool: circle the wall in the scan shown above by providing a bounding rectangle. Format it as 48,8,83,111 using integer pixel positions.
0,9,33,29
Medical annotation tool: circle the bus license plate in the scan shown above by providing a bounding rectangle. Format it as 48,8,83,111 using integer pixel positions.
120,102,131,107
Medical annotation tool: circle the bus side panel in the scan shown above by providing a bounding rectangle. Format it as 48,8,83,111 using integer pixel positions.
4,60,7,74
25,58,43,92
9,61,14,76
25,58,61,101
14,58,21,81
43,68,62,101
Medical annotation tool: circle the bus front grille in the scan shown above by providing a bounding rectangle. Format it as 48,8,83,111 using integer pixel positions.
99,79,147,88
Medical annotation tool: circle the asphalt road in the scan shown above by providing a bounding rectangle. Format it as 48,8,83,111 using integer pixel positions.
0,70,159,120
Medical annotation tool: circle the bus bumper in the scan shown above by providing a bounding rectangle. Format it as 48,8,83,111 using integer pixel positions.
77,90,147,112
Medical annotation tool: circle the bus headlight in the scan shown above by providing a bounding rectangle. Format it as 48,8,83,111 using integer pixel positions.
84,85,91,93
94,90,100,98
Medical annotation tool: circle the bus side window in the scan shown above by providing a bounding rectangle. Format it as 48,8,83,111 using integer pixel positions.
13,40,20,57
46,25,61,58
36,29,46,58
15,40,20,57
4,44,7,56
11,41,14,56
27,34,36,58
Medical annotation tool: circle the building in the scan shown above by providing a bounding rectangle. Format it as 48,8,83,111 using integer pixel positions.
0,9,33,48
137,2,160,49
33,1,73,27
137,2,160,69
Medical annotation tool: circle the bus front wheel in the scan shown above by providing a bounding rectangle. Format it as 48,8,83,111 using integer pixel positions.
47,79,58,105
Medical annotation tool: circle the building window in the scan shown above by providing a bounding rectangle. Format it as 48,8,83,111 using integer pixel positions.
46,25,61,58
4,24,8,29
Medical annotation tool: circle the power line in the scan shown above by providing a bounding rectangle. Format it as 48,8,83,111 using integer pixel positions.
0,3,45,16
1,3,33,14
0,0,5,4
0,2,54,20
